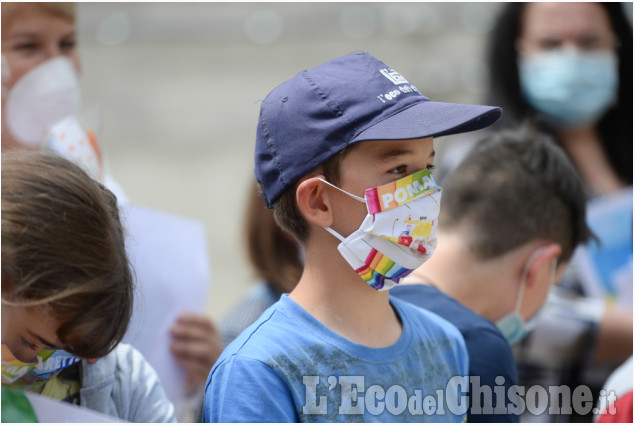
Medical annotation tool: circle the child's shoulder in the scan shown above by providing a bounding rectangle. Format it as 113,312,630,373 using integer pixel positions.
392,284,498,337
216,295,314,363
391,296,464,344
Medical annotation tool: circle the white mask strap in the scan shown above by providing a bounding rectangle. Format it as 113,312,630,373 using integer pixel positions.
317,178,366,203
324,226,346,242
514,246,549,312
548,258,558,287
514,246,560,313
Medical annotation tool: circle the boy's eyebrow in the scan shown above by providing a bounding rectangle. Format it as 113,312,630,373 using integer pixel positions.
28,330,62,350
377,148,412,161
377,148,436,161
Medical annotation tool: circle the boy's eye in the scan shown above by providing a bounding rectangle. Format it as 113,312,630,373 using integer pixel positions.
388,165,408,174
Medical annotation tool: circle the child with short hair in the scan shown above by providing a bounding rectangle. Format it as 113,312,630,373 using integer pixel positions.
204,52,502,422
394,125,594,421
1,151,175,422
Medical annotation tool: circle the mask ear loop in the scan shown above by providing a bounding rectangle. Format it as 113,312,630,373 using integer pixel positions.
548,258,558,287
324,226,346,242
317,178,366,242
513,246,550,313
317,178,366,203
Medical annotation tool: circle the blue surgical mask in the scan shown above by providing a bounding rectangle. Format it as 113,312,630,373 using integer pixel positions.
496,249,557,345
518,49,618,128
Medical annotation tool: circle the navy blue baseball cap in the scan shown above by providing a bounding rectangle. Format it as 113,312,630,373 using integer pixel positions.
255,52,502,208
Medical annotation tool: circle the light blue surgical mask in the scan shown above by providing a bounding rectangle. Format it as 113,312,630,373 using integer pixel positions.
518,49,618,128
496,248,558,345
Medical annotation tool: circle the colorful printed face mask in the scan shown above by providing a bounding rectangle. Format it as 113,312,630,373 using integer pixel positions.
322,168,442,291
1,343,80,391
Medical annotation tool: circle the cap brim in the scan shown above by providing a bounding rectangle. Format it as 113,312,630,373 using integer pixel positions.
351,101,502,143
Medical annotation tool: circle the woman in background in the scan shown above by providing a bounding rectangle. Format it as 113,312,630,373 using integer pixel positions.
483,3,633,421
487,2,632,195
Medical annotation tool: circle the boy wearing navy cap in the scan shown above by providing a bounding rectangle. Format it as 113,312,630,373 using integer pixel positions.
203,52,502,422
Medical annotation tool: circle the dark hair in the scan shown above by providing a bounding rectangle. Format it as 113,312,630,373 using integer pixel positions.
487,2,633,185
245,181,302,294
271,145,352,243
440,125,593,263
1,151,133,359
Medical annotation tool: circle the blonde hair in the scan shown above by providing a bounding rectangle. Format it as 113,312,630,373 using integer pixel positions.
1,3,76,28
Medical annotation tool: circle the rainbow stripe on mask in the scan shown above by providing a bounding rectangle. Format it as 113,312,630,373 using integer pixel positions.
365,168,439,214
355,248,412,290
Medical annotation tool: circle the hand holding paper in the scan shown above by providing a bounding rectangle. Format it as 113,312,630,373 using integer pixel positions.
170,313,223,391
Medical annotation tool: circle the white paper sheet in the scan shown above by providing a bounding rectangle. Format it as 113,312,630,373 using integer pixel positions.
119,204,211,410
24,392,123,423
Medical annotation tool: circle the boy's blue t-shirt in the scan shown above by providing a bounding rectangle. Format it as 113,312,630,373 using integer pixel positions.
391,284,520,422
203,294,469,422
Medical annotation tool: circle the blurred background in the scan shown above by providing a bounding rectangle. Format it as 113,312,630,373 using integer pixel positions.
75,2,631,321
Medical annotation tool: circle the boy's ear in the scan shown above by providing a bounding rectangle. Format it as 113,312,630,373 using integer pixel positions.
525,243,561,288
296,175,333,228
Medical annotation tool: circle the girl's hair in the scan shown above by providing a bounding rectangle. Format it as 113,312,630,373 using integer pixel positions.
486,3,633,185
1,151,133,359
1,2,76,27
245,181,302,295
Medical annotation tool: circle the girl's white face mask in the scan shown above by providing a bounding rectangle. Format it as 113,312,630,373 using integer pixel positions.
3,56,80,147
322,168,442,291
